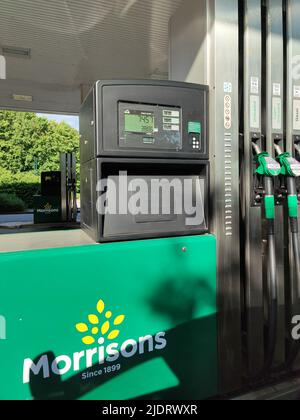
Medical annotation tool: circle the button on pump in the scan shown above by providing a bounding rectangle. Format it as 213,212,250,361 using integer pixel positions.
191,134,200,150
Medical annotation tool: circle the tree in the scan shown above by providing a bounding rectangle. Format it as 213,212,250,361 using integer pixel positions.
0,111,80,174
0,111,80,209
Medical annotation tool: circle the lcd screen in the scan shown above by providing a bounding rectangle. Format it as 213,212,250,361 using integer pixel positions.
124,111,154,134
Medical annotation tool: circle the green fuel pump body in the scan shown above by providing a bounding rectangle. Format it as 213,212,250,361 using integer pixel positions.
0,81,217,402
0,235,218,400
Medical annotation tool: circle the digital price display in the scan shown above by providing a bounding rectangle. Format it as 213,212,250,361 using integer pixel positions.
124,110,155,134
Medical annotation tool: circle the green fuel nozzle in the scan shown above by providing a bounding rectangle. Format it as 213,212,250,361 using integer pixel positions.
252,143,281,177
252,143,280,221
274,145,300,222
275,145,300,178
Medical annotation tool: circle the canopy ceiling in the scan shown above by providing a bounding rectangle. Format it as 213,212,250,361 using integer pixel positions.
0,0,183,113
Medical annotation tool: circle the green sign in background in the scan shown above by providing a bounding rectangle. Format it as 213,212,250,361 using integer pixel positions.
0,235,217,400
34,196,62,224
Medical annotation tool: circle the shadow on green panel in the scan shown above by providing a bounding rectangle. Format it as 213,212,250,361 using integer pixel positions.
147,277,214,325
30,315,218,401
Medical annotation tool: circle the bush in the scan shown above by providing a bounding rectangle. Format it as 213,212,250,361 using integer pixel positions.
0,168,40,208
0,193,26,213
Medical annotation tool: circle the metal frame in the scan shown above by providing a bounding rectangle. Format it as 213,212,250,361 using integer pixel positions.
285,0,300,369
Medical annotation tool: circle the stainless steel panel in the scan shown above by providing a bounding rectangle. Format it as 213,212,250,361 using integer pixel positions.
266,0,284,149
207,0,242,392
243,0,264,375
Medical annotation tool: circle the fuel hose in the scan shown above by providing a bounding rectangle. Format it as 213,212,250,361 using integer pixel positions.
261,176,278,375
249,143,280,378
273,148,300,372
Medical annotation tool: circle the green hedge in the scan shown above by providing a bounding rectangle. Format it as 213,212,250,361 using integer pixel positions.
0,167,40,209
0,193,26,213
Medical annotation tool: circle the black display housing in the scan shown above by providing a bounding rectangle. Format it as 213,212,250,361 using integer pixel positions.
80,80,209,162
81,158,209,243
80,80,210,243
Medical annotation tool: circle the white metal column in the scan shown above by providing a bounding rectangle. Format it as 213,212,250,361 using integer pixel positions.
169,0,242,393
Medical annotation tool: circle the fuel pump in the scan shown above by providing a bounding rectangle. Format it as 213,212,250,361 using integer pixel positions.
275,145,300,369
252,142,281,374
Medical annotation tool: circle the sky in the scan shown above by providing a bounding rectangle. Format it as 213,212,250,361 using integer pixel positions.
37,113,79,131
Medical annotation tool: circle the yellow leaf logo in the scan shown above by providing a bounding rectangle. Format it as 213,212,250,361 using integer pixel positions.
108,330,120,340
114,315,125,326
75,323,88,333
97,300,105,314
101,321,110,335
88,314,99,324
75,299,125,346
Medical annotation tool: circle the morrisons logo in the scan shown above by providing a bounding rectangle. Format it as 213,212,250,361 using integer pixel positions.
22,298,167,384
36,203,59,214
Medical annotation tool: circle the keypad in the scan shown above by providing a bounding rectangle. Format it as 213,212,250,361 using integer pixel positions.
192,136,200,150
